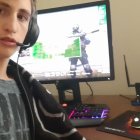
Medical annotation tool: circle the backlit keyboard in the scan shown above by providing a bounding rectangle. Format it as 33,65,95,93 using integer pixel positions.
63,103,109,127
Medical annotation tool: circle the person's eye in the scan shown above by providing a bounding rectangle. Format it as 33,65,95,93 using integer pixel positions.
0,8,5,15
18,14,30,22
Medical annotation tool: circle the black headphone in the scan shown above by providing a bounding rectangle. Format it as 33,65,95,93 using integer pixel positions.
23,11,39,48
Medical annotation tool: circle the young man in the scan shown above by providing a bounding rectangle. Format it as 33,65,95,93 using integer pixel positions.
0,0,87,140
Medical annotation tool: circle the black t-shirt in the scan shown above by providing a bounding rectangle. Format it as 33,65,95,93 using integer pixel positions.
0,79,30,140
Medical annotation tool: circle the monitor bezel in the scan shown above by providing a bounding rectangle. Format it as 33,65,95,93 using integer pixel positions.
37,0,114,84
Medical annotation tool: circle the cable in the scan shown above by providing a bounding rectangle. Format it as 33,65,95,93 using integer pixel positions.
16,52,35,140
86,82,94,96
119,94,132,101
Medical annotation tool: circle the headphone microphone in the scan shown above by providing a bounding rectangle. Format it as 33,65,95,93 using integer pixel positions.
16,42,31,48
16,42,31,54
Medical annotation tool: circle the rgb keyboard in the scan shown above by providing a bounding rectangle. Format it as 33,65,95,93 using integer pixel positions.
63,103,109,127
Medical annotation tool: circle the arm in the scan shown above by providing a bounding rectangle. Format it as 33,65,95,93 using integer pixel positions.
32,80,87,140
68,29,99,38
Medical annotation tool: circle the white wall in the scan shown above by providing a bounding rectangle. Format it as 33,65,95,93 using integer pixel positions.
36,0,140,96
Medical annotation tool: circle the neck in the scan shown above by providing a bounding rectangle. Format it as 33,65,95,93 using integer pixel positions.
0,59,11,80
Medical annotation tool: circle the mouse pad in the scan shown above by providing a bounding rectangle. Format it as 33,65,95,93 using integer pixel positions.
97,110,140,140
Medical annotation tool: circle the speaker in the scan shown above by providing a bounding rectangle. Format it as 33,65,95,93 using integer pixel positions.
23,11,39,47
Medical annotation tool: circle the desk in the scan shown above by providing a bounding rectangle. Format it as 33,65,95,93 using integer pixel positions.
77,95,140,140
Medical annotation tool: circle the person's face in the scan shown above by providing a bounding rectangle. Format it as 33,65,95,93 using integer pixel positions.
0,0,32,59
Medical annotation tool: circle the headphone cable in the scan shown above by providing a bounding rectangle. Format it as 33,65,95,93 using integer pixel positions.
16,51,35,140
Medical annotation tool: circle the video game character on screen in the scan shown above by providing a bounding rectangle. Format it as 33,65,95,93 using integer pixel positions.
67,24,99,78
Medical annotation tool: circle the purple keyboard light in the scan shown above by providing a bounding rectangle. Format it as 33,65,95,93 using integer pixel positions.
64,103,109,127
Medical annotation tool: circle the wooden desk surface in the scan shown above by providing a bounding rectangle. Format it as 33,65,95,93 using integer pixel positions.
77,95,140,140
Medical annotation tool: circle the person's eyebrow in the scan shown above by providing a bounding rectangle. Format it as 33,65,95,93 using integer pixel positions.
0,2,31,17
0,2,11,8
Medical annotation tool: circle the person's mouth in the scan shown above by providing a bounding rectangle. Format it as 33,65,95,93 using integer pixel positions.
0,37,17,46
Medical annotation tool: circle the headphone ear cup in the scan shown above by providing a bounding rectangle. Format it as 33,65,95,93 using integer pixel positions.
23,11,39,47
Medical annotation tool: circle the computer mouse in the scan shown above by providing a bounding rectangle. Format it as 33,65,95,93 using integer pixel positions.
131,113,140,129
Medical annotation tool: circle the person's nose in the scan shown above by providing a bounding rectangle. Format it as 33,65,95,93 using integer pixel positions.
4,14,18,34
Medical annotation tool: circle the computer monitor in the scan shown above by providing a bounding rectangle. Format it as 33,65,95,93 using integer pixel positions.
11,0,114,104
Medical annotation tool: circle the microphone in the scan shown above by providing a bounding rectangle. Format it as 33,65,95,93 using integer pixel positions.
16,42,30,48
16,42,31,53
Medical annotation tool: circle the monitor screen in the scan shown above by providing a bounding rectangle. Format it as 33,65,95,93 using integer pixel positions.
12,0,114,84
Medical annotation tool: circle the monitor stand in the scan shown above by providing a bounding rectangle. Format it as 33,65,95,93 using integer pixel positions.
55,80,82,105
